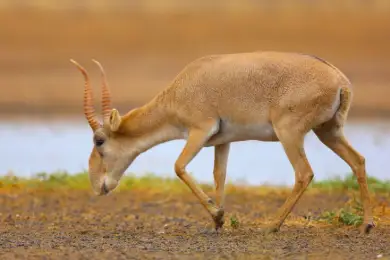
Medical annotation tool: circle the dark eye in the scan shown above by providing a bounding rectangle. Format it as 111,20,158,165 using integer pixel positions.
95,138,105,147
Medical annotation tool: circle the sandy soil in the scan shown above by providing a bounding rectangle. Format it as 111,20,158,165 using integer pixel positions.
1,188,390,259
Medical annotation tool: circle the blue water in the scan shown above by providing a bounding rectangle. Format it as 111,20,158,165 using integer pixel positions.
1,117,389,186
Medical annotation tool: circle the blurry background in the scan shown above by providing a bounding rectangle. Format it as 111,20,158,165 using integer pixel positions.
1,0,390,185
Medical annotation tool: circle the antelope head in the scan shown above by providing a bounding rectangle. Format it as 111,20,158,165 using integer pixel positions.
70,59,138,196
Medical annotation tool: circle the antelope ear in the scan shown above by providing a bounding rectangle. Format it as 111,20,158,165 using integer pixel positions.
109,109,122,132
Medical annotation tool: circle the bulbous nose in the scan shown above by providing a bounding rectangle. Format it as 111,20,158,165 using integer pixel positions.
101,181,110,195
98,176,119,196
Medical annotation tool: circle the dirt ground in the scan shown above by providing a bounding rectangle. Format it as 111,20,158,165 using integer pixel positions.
1,188,390,259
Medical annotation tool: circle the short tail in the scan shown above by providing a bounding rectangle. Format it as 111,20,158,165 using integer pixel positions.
335,86,353,125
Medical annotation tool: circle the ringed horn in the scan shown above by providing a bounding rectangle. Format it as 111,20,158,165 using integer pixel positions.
69,59,113,131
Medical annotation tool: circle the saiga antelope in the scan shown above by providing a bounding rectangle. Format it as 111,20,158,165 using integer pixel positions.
70,51,374,234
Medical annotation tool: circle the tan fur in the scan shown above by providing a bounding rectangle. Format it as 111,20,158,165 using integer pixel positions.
71,51,374,234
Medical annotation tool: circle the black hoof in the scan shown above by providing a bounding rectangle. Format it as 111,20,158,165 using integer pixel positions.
213,209,225,231
363,222,375,234
264,225,279,234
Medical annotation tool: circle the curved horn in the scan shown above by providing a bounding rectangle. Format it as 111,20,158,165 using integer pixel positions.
70,59,100,131
92,59,112,120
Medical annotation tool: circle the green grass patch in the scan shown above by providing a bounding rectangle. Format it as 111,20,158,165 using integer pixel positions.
310,173,390,193
0,171,214,193
318,197,364,226
0,171,92,190
1,171,389,194
117,172,214,193
230,214,240,229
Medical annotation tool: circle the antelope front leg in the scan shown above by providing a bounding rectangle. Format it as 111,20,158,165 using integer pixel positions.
212,143,231,229
265,127,314,233
174,120,223,230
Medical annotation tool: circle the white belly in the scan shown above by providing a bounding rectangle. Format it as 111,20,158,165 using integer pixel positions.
205,119,279,146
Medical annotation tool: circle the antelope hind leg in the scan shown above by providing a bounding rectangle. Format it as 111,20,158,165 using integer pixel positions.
264,126,314,233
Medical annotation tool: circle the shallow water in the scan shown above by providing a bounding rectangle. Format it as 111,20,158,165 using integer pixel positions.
1,117,389,186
